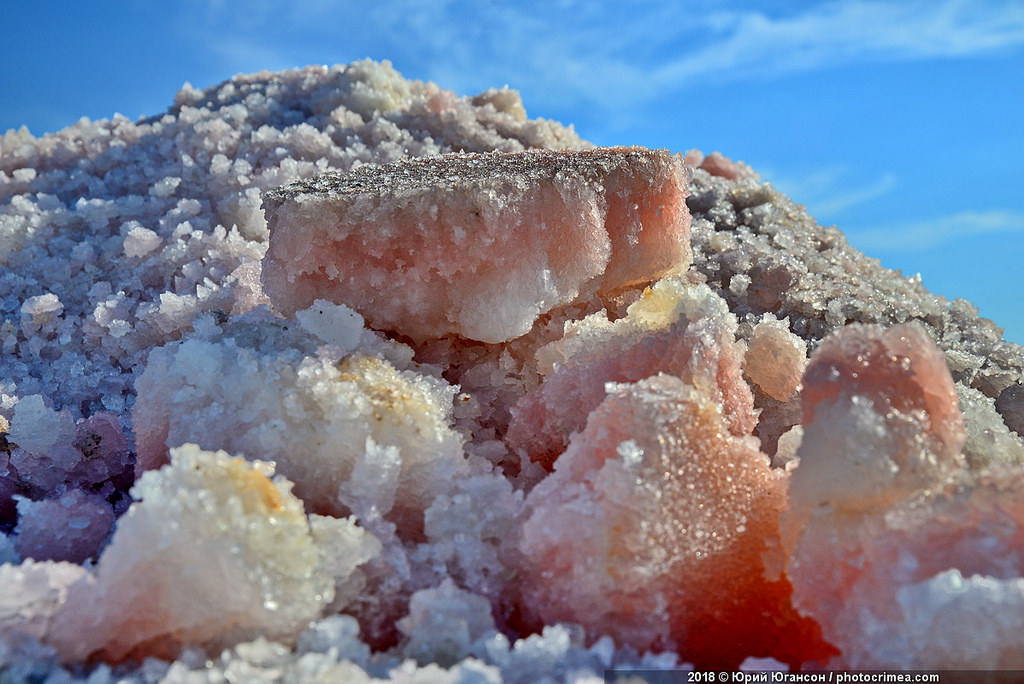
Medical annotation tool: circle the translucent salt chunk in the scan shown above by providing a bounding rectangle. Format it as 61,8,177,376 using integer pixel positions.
262,147,692,343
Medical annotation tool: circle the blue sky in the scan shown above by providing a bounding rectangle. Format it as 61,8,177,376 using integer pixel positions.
2,0,1023,343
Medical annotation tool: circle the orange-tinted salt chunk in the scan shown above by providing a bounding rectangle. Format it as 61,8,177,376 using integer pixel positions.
513,374,834,668
791,322,965,512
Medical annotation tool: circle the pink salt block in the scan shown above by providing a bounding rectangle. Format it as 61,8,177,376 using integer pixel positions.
513,374,834,668
779,323,973,667
790,322,966,513
506,278,755,469
261,147,692,344
699,151,754,181
787,467,1024,668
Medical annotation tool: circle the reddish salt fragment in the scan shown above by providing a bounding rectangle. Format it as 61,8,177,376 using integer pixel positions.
790,322,966,512
699,151,755,182
780,323,980,667
261,147,691,344
513,374,833,668
787,468,1024,668
506,278,755,468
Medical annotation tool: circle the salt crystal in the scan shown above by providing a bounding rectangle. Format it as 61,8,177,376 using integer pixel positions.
0,560,88,643
19,293,63,335
7,395,75,456
397,579,496,666
515,373,830,667
262,147,691,343
45,444,365,663
789,323,965,513
2,57,1023,678
506,277,755,469
295,298,366,350
122,224,161,258
14,490,114,563
744,314,806,402
132,306,467,526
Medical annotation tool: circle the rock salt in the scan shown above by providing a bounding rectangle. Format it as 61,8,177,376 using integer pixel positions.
45,444,372,663
262,147,691,343
1,58,1023,680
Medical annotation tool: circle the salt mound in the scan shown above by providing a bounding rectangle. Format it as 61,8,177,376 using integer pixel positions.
1,59,1024,681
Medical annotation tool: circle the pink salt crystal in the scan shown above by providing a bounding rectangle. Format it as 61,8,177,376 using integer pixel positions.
513,374,832,667
790,322,966,512
261,147,691,344
744,315,806,402
228,261,273,314
699,151,753,181
779,323,975,667
506,278,755,468
787,467,1024,668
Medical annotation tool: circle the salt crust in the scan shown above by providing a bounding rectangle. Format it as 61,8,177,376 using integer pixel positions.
1,59,1024,681
262,147,691,343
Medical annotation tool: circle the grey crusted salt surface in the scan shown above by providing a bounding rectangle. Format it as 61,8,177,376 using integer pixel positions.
2,59,1024,681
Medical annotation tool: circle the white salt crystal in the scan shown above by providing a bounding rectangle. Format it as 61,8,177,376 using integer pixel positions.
0,560,88,642
121,224,161,258
894,569,1024,668
739,656,788,671
19,293,63,332
398,579,496,666
295,299,365,351
7,394,75,455
149,176,181,198
46,444,361,663
615,439,644,467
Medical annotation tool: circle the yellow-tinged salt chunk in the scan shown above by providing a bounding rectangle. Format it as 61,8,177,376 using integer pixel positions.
261,147,692,343
744,314,807,402
507,278,755,468
45,444,373,663
132,306,467,527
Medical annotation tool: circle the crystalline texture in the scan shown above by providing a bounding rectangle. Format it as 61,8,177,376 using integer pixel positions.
44,444,373,663
513,373,831,667
261,147,691,343
790,322,965,513
506,277,755,468
132,305,467,529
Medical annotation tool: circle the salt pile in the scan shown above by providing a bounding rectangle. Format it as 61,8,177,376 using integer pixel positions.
2,59,1024,681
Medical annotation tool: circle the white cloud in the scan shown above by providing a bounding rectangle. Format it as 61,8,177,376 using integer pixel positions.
357,0,1024,109
847,209,1024,252
651,0,1024,88
765,168,899,221
170,0,1024,113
